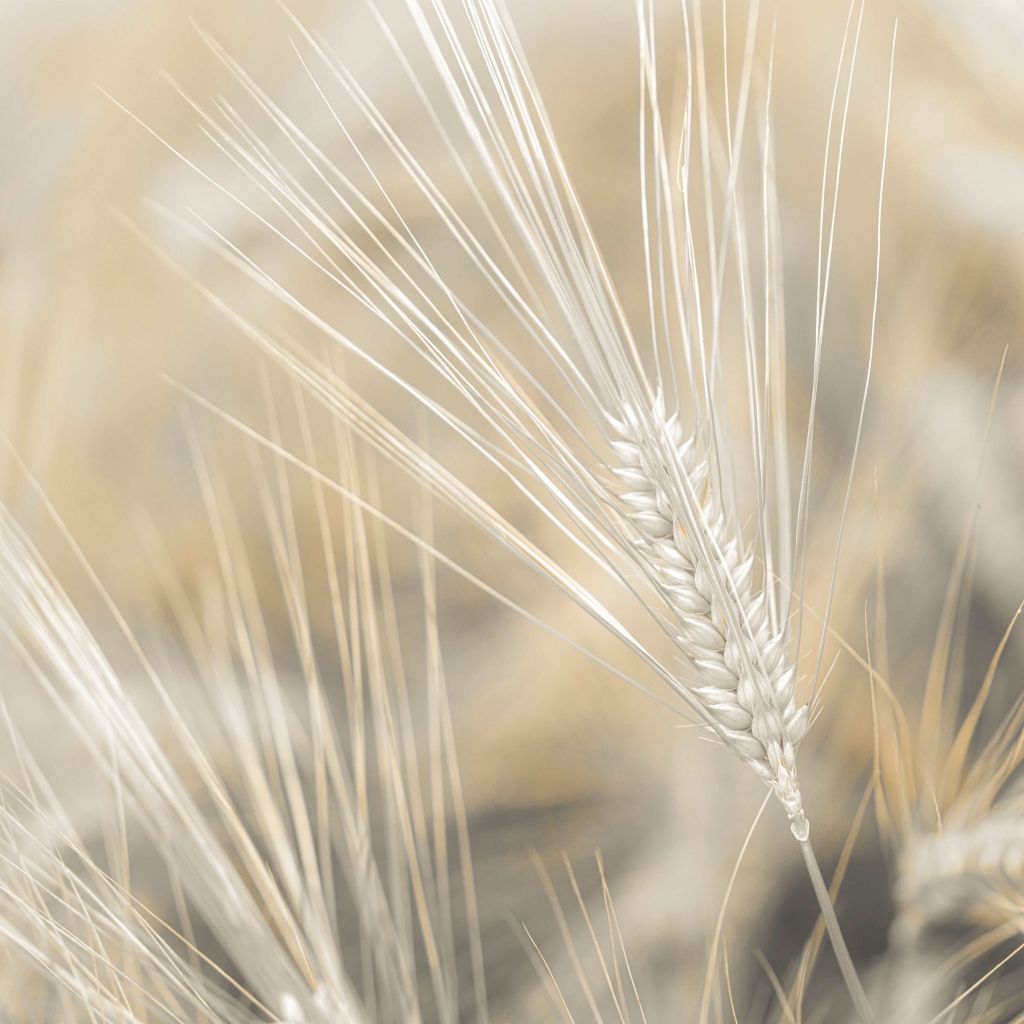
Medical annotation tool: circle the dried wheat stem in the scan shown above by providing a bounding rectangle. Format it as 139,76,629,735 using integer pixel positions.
801,837,875,1023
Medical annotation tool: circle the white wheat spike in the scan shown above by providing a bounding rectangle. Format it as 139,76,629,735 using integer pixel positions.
607,395,809,832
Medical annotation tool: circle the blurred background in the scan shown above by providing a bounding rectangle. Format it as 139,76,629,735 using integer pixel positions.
0,0,1022,1019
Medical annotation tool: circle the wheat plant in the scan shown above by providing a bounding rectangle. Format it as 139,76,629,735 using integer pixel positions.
119,0,899,1018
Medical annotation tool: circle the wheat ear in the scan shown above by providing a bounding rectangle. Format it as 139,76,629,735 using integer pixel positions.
610,400,809,838
609,397,875,1024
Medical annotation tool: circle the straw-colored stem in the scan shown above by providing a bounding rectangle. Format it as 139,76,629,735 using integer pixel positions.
799,836,874,1024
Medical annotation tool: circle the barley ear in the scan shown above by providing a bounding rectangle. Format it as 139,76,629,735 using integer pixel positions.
610,402,810,838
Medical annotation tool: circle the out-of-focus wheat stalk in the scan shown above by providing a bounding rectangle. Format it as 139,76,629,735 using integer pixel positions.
859,488,1024,1019
881,584,1024,947
11,0,1024,1019
0,414,490,1022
